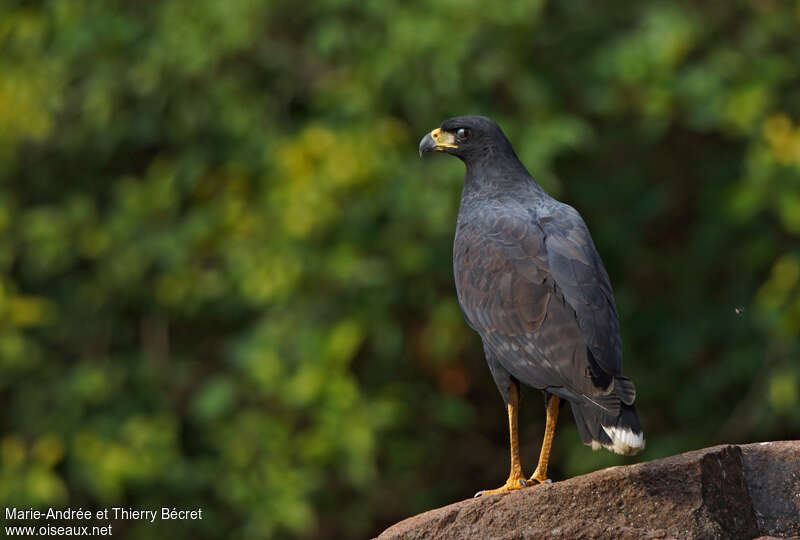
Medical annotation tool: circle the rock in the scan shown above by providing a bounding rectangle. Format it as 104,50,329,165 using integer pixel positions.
376,441,800,540
741,441,800,538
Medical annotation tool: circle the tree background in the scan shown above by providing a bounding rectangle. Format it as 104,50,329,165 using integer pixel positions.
1,1,799,538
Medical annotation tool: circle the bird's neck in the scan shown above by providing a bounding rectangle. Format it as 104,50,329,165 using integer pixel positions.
463,152,546,196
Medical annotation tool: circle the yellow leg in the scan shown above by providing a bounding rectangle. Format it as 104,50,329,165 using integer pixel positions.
529,395,560,484
475,382,528,497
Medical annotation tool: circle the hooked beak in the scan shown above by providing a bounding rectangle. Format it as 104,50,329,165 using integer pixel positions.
418,128,458,158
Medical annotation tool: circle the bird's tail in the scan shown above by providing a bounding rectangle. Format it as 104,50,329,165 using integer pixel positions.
570,401,645,456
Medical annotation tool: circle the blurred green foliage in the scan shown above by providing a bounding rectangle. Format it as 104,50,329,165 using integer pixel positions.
1,1,799,538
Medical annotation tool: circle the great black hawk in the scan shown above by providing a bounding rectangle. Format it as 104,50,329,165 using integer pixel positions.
419,116,644,496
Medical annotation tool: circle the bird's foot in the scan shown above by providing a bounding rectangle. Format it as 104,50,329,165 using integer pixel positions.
473,471,529,497
527,468,552,485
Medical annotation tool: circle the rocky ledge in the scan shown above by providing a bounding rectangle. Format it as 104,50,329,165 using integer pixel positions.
376,441,800,539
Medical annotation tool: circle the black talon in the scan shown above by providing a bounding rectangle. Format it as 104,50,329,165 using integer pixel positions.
519,479,527,487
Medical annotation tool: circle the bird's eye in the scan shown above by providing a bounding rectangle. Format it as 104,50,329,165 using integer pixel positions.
456,128,470,141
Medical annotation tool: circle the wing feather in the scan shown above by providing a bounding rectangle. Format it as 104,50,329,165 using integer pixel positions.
540,204,623,377
453,201,628,403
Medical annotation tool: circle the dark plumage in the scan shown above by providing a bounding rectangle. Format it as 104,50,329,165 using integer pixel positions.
419,116,644,495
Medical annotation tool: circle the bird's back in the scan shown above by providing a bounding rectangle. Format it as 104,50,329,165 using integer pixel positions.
454,188,596,393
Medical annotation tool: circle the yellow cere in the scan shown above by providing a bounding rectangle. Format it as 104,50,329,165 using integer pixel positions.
431,128,458,150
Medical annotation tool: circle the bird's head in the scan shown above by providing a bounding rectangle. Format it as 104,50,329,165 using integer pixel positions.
418,116,515,165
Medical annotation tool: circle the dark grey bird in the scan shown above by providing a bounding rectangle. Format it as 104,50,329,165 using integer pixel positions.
419,116,644,496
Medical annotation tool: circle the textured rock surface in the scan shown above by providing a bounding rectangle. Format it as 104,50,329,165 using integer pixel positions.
377,441,800,540
741,441,800,538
